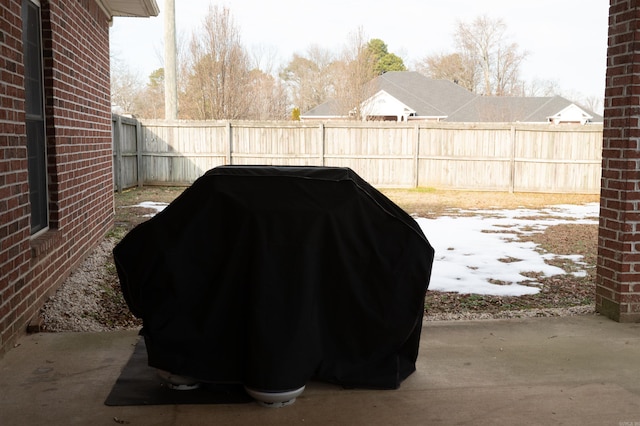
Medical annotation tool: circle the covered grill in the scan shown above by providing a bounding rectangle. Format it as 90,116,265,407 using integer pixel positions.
114,165,434,394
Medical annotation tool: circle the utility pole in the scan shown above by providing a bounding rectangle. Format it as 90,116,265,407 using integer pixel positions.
164,0,178,120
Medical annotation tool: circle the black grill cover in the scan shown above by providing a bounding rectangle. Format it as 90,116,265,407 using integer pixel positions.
114,166,434,391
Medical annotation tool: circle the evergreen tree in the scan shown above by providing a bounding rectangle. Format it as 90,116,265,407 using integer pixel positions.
367,38,406,75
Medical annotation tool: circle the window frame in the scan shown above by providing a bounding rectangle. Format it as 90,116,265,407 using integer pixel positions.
22,0,49,236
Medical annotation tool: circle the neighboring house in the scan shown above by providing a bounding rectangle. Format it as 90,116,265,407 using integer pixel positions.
301,71,602,124
360,72,477,121
0,0,159,356
445,95,600,124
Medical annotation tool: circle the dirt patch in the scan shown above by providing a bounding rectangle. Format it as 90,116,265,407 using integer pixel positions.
39,186,601,331
381,188,598,218
114,186,186,230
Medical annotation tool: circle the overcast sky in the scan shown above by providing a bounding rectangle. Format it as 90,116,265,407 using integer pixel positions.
110,0,609,102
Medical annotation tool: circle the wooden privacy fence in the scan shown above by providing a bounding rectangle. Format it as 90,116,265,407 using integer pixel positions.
112,116,603,194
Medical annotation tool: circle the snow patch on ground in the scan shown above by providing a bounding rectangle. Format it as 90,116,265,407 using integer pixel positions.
416,203,599,296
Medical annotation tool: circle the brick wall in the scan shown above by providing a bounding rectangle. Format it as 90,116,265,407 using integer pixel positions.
0,0,114,356
0,0,30,354
596,0,640,322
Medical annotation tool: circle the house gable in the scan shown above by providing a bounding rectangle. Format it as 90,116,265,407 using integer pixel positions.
361,90,417,121
547,103,594,125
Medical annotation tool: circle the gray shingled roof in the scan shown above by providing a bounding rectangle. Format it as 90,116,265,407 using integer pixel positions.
302,99,341,117
369,71,477,117
446,96,603,123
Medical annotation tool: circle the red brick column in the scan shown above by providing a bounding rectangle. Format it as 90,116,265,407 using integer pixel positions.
597,0,640,322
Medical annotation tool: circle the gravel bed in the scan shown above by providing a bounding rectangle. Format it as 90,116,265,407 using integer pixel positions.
424,305,596,322
40,238,141,332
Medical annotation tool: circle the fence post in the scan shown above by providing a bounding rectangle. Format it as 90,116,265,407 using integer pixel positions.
509,125,516,193
136,119,143,187
226,121,232,165
319,123,325,166
413,124,420,188
113,115,123,193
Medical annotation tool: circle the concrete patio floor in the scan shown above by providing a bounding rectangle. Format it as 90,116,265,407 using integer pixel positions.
1,314,639,426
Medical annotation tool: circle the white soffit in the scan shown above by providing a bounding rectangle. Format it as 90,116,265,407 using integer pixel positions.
98,0,160,18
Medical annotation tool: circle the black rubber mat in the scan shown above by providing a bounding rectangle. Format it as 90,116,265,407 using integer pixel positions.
104,338,253,406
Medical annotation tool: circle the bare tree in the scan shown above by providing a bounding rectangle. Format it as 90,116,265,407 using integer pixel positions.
110,54,144,114
493,42,526,96
580,95,603,115
245,44,290,119
415,52,476,92
280,46,335,115
455,15,527,96
245,69,289,120
522,78,561,97
332,27,377,119
249,44,280,76
135,68,165,118
181,5,251,119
